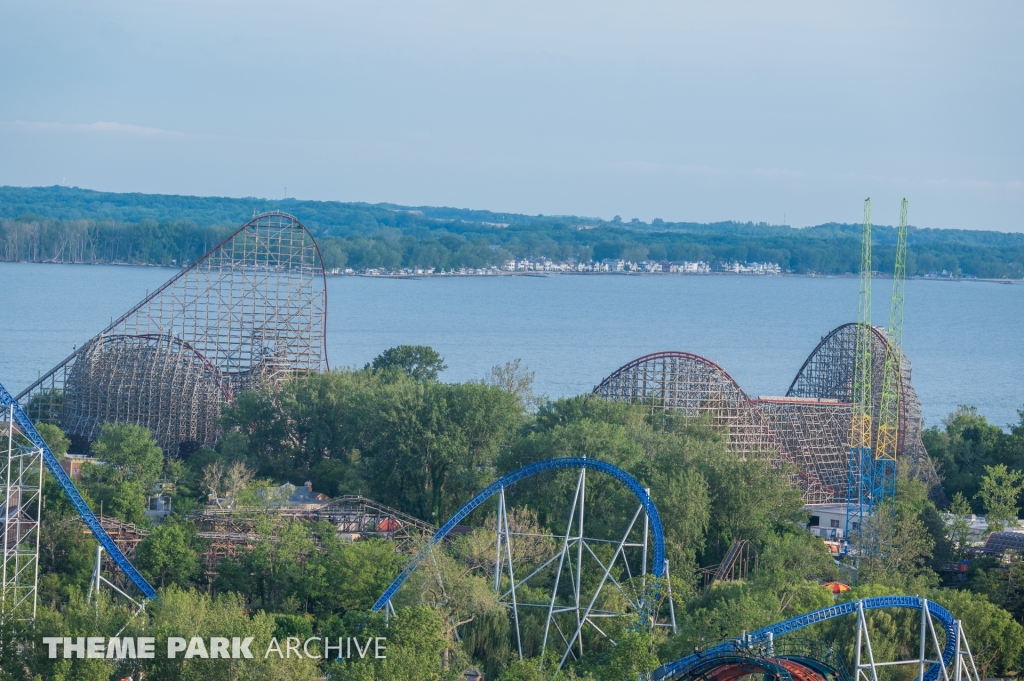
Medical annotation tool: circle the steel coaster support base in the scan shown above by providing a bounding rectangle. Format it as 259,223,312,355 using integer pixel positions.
653,596,976,681
372,457,665,613
87,545,144,612
0,382,157,600
1,405,44,619
870,458,897,511
494,487,524,660
373,457,666,672
846,445,873,557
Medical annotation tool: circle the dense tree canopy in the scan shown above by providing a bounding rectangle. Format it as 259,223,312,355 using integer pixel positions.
81,423,165,525
924,406,1024,511
369,344,448,382
16,350,1024,679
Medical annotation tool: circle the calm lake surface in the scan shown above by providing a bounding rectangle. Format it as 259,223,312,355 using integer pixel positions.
0,262,1021,430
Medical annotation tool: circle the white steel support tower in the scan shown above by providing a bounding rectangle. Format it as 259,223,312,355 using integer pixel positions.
851,598,980,681
0,405,44,619
490,467,673,670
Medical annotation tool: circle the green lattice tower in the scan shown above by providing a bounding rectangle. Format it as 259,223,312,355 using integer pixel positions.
873,199,908,511
847,198,873,550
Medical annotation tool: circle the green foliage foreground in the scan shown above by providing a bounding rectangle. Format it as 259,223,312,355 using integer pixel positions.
14,354,1024,679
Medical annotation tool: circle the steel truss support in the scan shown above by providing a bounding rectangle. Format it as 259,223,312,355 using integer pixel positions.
0,382,157,600
654,596,981,681
951,619,981,681
852,599,979,681
372,458,667,673
87,545,144,612
494,466,657,669
1,405,43,619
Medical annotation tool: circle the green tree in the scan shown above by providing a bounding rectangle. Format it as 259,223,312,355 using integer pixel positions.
488,359,543,411
37,511,96,603
82,423,164,525
855,498,936,586
0,608,29,681
214,517,323,611
579,626,658,681
345,606,466,681
30,426,97,600
29,590,131,681
131,586,319,681
311,536,406,617
931,587,1024,677
499,659,550,681
361,378,523,521
370,345,448,382
661,576,833,662
278,369,375,482
35,422,70,456
502,396,798,569
135,519,203,588
923,407,1012,508
220,368,376,484
218,388,294,480
975,464,1024,532
1005,557,1024,625
945,491,974,560
700,453,805,561
756,531,839,593
89,423,164,485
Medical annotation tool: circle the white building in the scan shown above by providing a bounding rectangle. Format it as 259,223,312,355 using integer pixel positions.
803,502,871,541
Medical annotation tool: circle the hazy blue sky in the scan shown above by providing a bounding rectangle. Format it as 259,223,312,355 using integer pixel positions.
1,1,1021,230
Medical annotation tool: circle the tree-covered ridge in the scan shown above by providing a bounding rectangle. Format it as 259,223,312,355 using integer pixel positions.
1,185,1022,277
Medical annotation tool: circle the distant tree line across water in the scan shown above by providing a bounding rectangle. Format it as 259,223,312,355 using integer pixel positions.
1,185,1022,277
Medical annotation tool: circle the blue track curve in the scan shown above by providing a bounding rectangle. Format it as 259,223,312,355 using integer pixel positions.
652,596,956,681
0,382,157,600
372,457,665,612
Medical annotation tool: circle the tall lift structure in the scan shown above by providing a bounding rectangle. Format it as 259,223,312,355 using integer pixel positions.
1,406,43,619
846,199,873,549
874,199,908,510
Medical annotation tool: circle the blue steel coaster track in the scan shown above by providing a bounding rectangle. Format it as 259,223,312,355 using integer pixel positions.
652,596,956,681
372,456,665,612
0,381,157,600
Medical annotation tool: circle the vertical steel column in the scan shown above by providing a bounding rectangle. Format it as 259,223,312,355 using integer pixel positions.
919,598,928,681
499,488,523,660
855,599,879,681
1,406,13,609
574,465,586,658
642,487,650,579
665,559,676,633
540,467,585,664
493,489,504,594
31,435,42,619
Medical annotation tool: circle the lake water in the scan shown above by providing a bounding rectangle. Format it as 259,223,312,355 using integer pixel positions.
0,262,1021,430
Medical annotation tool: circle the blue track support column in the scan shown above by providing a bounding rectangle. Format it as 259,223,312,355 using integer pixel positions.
372,457,665,612
871,458,897,511
846,445,873,552
0,383,157,600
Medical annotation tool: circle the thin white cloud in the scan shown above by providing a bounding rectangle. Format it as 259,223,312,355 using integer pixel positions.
752,167,804,180
924,177,1024,195
6,120,185,136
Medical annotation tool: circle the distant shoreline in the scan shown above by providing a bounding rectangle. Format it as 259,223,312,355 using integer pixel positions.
352,271,1018,284
1,259,1017,284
